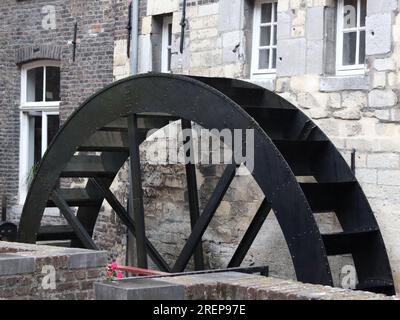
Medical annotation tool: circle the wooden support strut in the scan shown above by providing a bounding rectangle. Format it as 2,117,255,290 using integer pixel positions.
51,190,98,250
181,119,204,270
228,198,272,268
127,114,148,268
90,178,171,272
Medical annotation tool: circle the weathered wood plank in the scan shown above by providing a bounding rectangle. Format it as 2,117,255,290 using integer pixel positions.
61,155,121,177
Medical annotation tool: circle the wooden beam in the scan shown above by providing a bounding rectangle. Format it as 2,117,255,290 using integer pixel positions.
181,119,204,270
91,178,171,272
127,114,148,268
51,190,98,250
37,225,81,241
228,198,272,268
78,129,149,152
61,155,121,177
47,188,103,207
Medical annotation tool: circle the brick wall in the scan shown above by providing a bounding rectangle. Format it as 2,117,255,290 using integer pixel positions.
0,0,130,210
171,272,400,300
0,241,107,300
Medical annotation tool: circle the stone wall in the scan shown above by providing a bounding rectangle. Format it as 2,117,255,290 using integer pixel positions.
0,241,107,300
97,0,298,284
101,0,398,292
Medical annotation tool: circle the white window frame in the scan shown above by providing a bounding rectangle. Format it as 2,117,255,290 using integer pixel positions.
336,0,367,75
161,15,173,73
251,0,278,79
19,60,60,204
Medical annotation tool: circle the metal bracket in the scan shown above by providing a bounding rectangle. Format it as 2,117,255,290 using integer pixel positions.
1,195,6,222
72,22,78,62
126,2,132,58
351,148,356,174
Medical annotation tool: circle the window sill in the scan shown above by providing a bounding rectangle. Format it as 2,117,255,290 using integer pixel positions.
246,76,276,91
251,72,276,80
335,68,366,76
320,74,370,92
20,103,60,112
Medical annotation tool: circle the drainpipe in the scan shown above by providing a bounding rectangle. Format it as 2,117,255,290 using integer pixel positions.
127,0,140,267
180,0,187,54
130,0,139,75
1,195,6,222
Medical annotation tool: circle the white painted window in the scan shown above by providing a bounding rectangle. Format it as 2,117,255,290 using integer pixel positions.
19,60,60,204
251,0,278,78
161,16,173,73
336,0,367,75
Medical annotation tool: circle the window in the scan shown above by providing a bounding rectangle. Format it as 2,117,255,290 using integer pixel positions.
19,60,61,203
161,16,173,73
336,0,367,75
251,0,278,77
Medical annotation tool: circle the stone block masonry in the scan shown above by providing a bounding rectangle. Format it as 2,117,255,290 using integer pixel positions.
0,241,107,300
123,0,400,293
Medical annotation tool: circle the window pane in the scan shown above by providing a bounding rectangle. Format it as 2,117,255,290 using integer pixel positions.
47,115,60,145
273,25,277,45
168,23,172,46
45,67,60,102
273,2,277,22
259,49,270,69
343,0,357,29
27,67,44,102
271,48,277,69
261,3,272,23
33,115,42,165
360,0,366,27
260,26,271,46
342,32,357,65
359,30,365,64
168,48,172,71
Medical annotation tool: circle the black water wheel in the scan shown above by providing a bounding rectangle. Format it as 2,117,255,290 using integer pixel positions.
18,73,395,295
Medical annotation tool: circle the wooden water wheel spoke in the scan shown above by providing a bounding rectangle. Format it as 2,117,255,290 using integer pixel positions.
90,178,171,272
127,113,147,268
228,198,272,268
181,119,204,271
51,190,98,250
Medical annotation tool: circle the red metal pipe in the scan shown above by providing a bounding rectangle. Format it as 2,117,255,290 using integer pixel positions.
113,265,168,276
